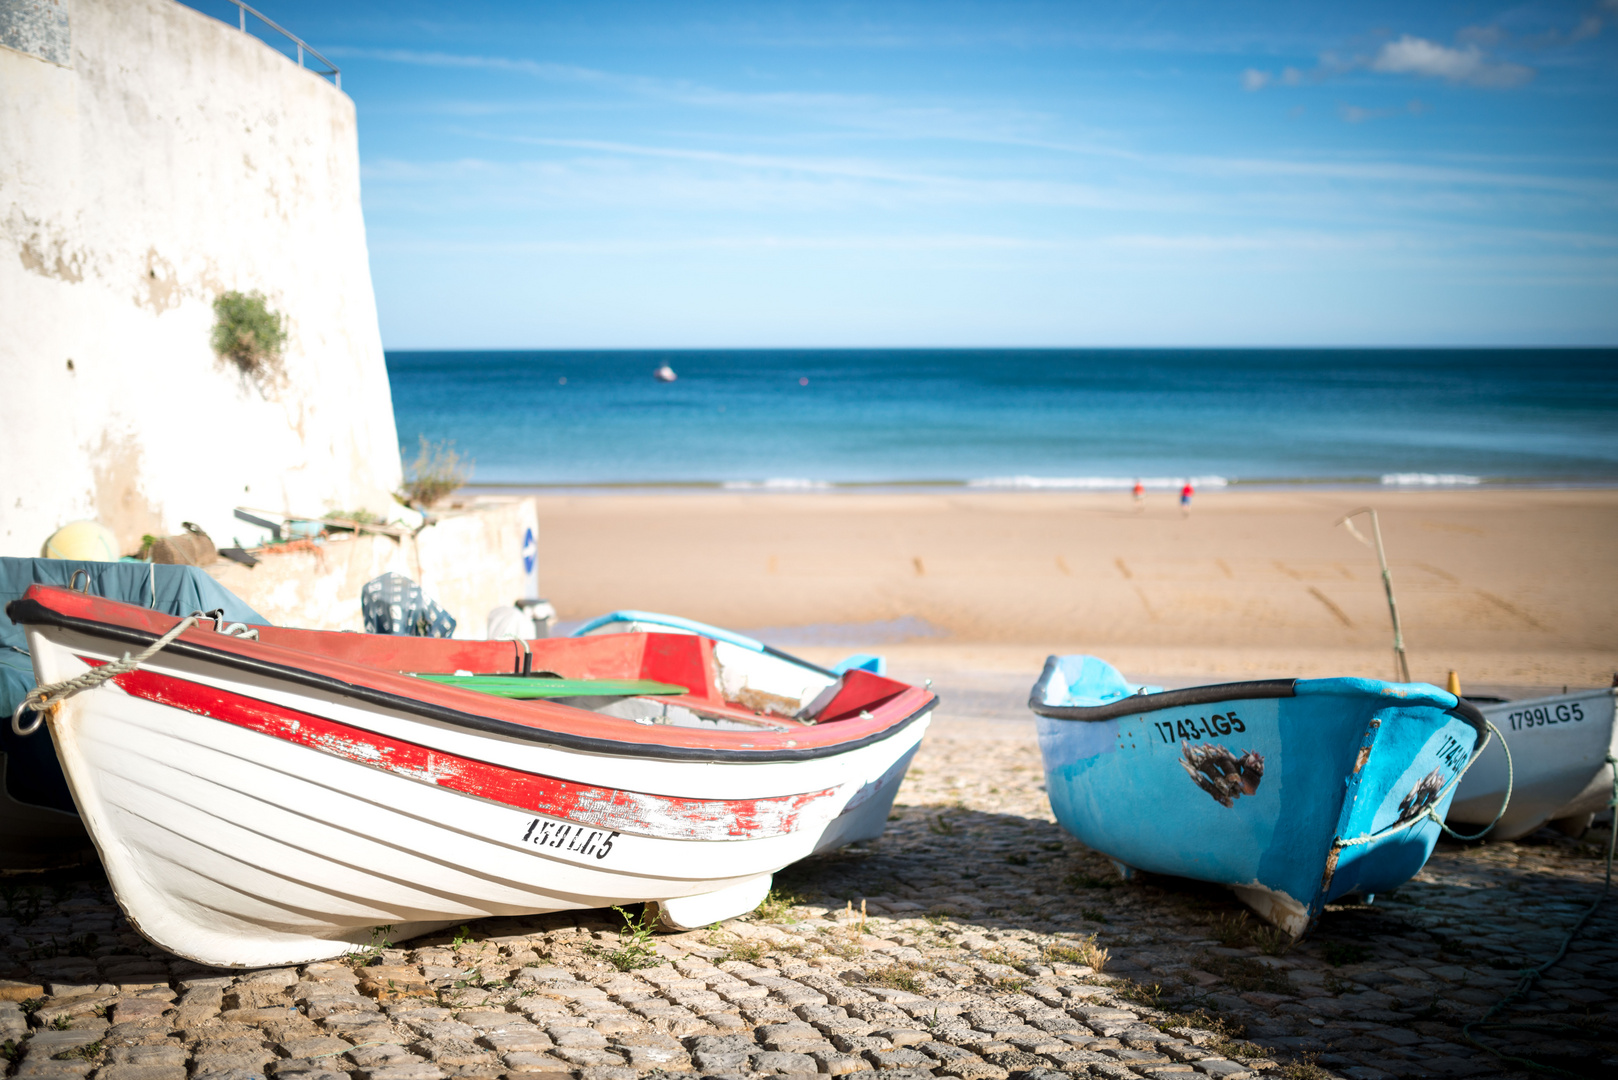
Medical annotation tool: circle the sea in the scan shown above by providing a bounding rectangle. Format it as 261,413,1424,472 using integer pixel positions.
385,349,1618,491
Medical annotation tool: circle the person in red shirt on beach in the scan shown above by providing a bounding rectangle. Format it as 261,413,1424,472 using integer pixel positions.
1180,480,1194,516
1132,479,1145,510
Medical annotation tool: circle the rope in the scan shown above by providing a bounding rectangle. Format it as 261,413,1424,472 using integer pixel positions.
1461,753,1618,1076
1434,719,1514,841
9,614,202,737
1331,720,1511,852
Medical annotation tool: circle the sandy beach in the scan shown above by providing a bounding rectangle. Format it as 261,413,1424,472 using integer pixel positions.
534,488,1618,690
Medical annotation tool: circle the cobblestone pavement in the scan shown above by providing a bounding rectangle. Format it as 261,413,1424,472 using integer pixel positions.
2,715,1614,1080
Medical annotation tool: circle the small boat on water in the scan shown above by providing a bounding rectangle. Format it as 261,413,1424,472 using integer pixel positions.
1447,686,1616,840
1028,655,1488,937
9,585,934,967
654,364,677,382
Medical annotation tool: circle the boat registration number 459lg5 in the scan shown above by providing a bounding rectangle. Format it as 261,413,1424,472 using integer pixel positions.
521,819,621,860
1505,701,1585,731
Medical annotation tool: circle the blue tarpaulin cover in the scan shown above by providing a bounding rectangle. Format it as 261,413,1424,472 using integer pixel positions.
0,558,267,810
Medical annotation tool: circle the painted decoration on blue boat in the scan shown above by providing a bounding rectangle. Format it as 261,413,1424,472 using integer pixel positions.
1180,739,1264,806
1030,656,1487,937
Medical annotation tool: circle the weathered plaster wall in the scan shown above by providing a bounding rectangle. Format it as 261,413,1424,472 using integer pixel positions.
0,0,401,556
207,499,541,638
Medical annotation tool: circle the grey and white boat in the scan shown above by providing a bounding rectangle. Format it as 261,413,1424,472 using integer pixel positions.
1448,685,1616,839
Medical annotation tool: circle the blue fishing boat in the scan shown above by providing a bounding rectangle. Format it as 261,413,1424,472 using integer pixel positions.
1029,655,1489,936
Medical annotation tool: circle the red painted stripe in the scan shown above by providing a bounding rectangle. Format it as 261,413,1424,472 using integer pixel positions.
26,585,932,753
91,661,836,842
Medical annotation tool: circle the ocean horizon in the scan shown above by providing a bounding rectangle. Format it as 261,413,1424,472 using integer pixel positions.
386,348,1618,491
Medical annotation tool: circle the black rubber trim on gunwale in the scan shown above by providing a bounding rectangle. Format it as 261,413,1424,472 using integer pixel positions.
1030,673,1491,748
1447,697,1488,741
1029,679,1297,722
6,598,935,764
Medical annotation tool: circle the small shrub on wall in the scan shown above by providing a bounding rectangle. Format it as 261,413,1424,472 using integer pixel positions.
211,290,287,376
398,435,473,508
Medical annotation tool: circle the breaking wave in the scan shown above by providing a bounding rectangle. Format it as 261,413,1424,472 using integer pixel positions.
1380,473,1482,486
967,475,1231,490
721,478,834,490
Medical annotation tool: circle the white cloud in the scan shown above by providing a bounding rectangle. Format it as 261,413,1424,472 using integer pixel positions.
1456,25,1504,48
1369,35,1533,88
1569,12,1606,41
1242,68,1270,91
1337,99,1429,124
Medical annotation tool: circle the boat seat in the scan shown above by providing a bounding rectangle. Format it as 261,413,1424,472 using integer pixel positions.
411,674,688,699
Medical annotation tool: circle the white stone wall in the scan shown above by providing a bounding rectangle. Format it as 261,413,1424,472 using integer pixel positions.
207,499,542,638
0,0,401,556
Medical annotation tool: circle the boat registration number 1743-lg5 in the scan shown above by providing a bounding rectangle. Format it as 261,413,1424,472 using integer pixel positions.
1150,712,1247,744
521,818,620,860
1506,701,1585,731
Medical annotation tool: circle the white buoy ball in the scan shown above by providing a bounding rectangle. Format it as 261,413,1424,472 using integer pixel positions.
43,520,120,561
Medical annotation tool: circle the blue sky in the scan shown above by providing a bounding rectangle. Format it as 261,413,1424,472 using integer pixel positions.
187,1,1618,348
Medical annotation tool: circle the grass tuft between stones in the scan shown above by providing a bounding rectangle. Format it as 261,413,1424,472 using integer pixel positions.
53,1040,103,1063
596,904,664,971
751,884,805,923
1044,934,1108,970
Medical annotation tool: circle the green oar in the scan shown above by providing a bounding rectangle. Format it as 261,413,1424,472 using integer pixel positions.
413,674,688,699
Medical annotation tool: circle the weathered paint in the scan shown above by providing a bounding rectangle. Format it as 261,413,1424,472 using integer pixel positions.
24,586,933,755
18,610,930,969
94,659,839,841
1035,672,1482,937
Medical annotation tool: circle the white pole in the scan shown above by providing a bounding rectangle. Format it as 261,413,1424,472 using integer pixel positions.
1337,507,1411,683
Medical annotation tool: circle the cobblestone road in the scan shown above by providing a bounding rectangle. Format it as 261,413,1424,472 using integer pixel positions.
2,712,1613,1080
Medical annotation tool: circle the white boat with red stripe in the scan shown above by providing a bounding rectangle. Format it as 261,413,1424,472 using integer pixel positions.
9,586,934,968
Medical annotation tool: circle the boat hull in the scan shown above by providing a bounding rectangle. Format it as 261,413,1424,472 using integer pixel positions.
25,618,928,968
1035,679,1483,935
1448,688,1616,840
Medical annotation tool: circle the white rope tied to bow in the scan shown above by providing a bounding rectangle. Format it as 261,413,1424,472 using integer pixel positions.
10,614,202,737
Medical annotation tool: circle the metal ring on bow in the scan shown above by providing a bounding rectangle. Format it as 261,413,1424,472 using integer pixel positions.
10,700,44,737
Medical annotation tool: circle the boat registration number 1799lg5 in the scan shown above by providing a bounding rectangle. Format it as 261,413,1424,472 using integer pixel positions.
1506,701,1585,731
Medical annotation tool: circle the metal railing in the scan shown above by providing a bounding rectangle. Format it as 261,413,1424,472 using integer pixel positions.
225,0,340,89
